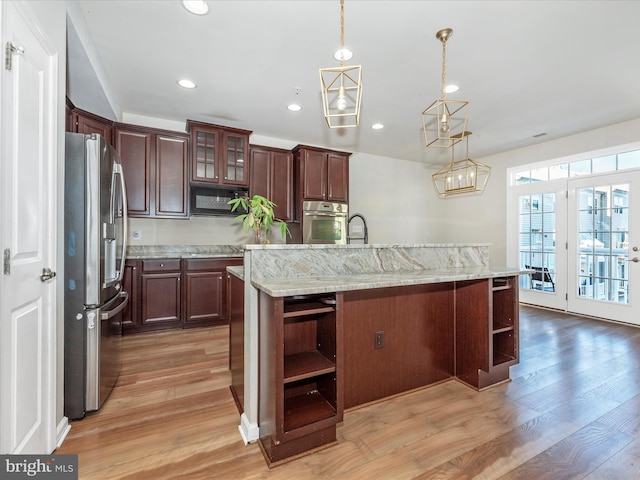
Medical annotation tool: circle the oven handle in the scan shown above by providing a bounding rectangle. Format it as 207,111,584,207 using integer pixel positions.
304,212,348,217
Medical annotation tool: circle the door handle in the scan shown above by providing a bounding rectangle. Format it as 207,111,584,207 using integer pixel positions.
629,257,639,263
633,246,639,252
40,268,56,282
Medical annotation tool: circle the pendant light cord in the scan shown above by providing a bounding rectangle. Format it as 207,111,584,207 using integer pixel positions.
340,0,345,66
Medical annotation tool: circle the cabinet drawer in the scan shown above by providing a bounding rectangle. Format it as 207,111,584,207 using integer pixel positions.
142,259,181,273
184,258,242,271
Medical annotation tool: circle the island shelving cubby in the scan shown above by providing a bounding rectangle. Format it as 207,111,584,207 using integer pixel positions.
258,292,343,466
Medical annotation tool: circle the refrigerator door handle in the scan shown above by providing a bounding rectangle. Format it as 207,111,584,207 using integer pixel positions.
113,163,128,283
100,291,129,320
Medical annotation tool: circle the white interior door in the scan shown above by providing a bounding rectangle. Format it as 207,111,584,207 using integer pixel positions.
567,171,640,324
0,1,57,454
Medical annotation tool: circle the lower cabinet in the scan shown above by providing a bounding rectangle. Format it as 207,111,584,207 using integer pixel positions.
141,259,183,331
121,257,242,334
183,258,242,328
258,291,343,466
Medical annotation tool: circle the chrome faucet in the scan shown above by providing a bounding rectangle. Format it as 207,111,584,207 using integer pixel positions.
347,213,368,244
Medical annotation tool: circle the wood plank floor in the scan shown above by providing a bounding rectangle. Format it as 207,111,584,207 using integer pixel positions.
56,306,640,479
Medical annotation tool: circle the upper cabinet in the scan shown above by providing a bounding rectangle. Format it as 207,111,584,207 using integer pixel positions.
114,124,189,218
249,145,294,221
186,120,252,187
293,145,350,218
67,101,114,146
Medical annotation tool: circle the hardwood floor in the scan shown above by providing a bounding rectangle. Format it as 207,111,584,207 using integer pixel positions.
56,305,640,479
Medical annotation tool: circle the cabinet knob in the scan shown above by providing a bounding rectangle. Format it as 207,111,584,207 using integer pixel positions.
159,263,164,268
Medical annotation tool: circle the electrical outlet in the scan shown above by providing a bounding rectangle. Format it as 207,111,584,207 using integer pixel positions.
374,331,384,349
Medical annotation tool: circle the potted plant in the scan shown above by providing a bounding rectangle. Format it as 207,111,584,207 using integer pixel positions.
228,194,290,244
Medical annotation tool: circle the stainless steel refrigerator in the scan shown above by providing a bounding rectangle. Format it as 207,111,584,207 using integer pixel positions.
64,132,129,420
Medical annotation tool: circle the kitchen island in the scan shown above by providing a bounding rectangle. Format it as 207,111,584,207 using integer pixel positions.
232,243,529,465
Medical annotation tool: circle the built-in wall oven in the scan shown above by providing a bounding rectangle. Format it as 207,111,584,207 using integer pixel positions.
302,201,348,244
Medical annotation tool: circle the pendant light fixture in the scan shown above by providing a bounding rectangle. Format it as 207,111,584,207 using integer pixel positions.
432,132,491,196
422,28,468,148
319,0,362,128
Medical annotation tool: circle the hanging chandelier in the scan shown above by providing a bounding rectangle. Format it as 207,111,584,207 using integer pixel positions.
422,28,468,148
319,0,362,128
432,132,491,196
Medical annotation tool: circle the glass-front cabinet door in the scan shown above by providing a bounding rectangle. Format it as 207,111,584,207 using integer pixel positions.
193,129,217,182
223,132,247,185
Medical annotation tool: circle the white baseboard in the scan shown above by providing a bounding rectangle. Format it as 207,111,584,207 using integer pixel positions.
55,416,71,450
238,413,259,445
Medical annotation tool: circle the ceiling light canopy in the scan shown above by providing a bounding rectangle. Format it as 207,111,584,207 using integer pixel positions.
319,0,363,128
422,28,469,149
182,0,209,15
432,132,491,197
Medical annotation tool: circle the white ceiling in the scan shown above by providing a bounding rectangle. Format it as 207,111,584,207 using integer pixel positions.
68,0,640,167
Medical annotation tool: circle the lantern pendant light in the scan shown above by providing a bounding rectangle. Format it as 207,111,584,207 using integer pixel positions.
432,132,491,197
319,0,363,128
422,28,469,148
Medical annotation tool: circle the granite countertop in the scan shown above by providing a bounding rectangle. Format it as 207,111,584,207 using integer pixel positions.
227,265,244,280
127,245,245,259
251,266,529,297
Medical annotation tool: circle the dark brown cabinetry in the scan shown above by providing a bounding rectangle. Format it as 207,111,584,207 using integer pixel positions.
123,257,242,334
187,120,252,187
114,124,189,218
228,271,245,413
122,260,141,334
140,259,182,331
182,258,242,328
455,276,519,390
66,101,114,145
249,145,294,221
259,292,343,465
293,145,350,219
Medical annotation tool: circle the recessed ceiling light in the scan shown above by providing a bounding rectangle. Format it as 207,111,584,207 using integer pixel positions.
333,47,353,62
182,0,209,15
177,79,197,89
372,123,384,130
287,104,302,112
444,84,459,94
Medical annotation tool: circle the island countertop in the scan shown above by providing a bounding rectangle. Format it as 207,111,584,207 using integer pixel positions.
251,266,528,297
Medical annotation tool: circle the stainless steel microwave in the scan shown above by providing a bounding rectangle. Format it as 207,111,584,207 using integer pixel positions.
190,186,248,216
302,201,348,244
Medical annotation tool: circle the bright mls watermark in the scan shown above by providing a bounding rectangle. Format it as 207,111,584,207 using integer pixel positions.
1,455,78,479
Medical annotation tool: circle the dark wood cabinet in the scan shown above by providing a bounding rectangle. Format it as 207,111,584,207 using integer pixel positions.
228,271,245,413
293,145,350,202
140,259,182,332
122,260,141,334
455,276,519,390
258,292,343,465
249,145,293,221
123,257,243,335
114,124,189,218
293,145,350,220
182,258,242,328
66,102,114,145
187,120,252,187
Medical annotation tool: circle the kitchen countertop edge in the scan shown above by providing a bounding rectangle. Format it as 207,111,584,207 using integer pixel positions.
252,266,530,297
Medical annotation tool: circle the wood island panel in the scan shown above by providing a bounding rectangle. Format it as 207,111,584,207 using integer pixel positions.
342,283,455,409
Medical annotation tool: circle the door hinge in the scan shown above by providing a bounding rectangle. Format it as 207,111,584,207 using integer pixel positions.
3,248,10,275
5,42,24,71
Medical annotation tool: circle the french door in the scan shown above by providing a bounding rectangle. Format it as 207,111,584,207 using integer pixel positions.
514,180,568,311
567,171,640,324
